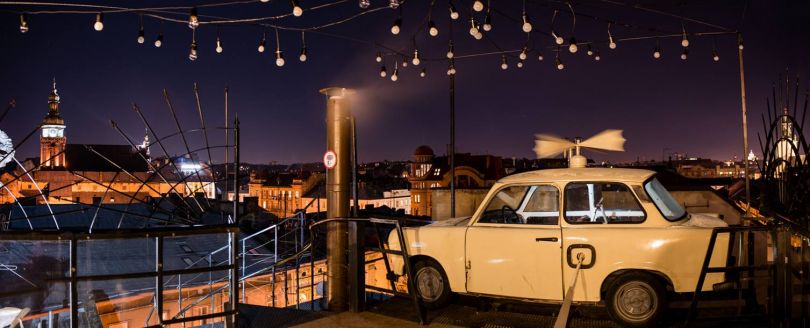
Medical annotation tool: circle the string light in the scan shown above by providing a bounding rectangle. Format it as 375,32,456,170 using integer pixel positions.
154,33,163,48
446,41,454,59
517,60,524,68
137,15,145,44
359,0,370,9
737,33,744,50
552,31,564,45
412,48,420,65
653,43,661,59
420,68,426,77
429,20,439,36
375,51,382,62
594,49,601,61
537,52,544,61
681,27,689,47
299,31,307,62
449,1,459,20
401,55,408,67
380,65,387,77
447,60,456,75
291,0,304,17
215,35,223,54
555,51,564,70
275,28,285,67
519,46,528,60
389,0,400,9
500,54,508,70
258,31,266,53
391,17,401,35
483,11,492,32
586,45,593,56
189,29,198,61
681,48,688,60
473,0,484,12
568,37,577,53
391,62,399,81
188,7,199,29
522,13,532,33
712,49,719,62
468,18,478,36
607,22,616,49
93,12,104,31
19,13,29,33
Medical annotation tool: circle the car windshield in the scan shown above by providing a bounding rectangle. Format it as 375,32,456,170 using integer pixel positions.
643,178,686,221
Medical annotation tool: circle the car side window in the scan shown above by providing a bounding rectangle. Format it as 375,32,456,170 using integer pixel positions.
521,185,560,225
478,186,529,224
564,182,645,224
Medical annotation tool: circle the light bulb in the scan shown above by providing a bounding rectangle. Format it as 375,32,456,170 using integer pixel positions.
429,21,439,36
258,40,266,53
412,49,420,65
261,0,269,2
568,37,577,53
94,13,104,31
712,50,719,62
380,66,387,77
391,18,401,35
359,0,370,8
292,0,303,16
517,60,524,68
401,56,408,67
391,68,398,81
519,48,527,60
154,34,163,47
555,57,564,70
447,43,454,59
189,7,199,29
473,0,484,12
609,38,617,49
738,38,744,50
375,52,382,62
522,13,532,33
449,3,459,20
389,0,400,9
586,45,593,56
299,47,307,62
189,42,198,61
276,51,285,66
653,46,661,59
420,69,426,77
681,34,689,47
594,50,601,61
137,29,145,44
500,55,507,70
19,14,29,33
469,19,478,36
537,53,544,61
474,32,483,40
680,48,688,60
552,32,564,45
216,38,223,53
483,13,492,32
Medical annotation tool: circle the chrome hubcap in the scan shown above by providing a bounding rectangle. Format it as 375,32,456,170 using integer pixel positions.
416,266,443,302
615,281,656,322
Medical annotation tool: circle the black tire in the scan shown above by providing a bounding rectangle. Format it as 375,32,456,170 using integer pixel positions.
605,272,667,327
412,259,451,309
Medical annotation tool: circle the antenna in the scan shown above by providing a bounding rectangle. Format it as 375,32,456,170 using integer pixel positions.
534,129,626,168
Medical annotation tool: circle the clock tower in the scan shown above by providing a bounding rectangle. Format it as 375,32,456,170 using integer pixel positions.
40,79,66,168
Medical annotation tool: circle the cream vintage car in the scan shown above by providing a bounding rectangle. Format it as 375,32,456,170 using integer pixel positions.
389,167,729,327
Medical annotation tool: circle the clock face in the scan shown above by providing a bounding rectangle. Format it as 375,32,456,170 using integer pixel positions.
42,125,64,138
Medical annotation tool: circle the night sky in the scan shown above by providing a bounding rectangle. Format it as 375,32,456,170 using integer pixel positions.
1,0,809,165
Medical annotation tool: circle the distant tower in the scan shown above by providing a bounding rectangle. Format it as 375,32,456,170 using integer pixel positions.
138,127,151,157
40,79,66,168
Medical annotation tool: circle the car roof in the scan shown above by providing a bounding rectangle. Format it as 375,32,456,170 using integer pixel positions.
498,168,656,184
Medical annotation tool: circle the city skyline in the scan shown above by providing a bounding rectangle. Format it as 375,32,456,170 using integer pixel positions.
1,1,808,165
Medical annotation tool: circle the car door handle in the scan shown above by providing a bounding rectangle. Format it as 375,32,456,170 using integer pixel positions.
535,237,558,242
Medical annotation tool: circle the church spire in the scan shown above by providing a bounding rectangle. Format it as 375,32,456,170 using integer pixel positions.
48,78,60,113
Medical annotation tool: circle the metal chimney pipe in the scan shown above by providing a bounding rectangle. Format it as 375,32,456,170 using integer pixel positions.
320,87,354,311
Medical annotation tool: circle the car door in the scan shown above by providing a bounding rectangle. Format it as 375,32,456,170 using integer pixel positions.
465,184,564,301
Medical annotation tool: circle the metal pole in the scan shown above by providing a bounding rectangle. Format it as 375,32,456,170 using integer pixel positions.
351,116,359,218
224,87,229,201
69,237,78,328
450,71,456,218
230,117,240,325
320,87,353,311
737,33,751,219
155,236,164,326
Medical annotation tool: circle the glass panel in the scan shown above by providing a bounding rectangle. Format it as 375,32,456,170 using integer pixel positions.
77,238,155,276
521,185,560,225
478,186,529,224
565,182,645,224
162,270,232,327
78,278,154,328
644,178,687,221
163,234,231,272
0,239,69,323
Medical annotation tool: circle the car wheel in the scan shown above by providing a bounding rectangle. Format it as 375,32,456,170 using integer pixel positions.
606,272,667,327
413,259,451,309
